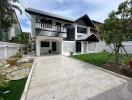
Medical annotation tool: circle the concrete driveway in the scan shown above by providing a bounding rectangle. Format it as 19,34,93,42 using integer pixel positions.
25,55,132,100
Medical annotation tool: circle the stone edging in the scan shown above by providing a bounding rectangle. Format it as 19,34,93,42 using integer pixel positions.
68,56,132,82
20,57,36,100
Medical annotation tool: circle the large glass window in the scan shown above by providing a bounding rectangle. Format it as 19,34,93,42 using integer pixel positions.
77,27,87,34
41,41,50,47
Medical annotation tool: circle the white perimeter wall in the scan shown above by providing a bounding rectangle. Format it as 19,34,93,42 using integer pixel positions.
106,41,132,54
86,41,132,54
0,42,21,60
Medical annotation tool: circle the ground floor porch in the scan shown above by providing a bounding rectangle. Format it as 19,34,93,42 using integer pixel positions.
35,36,63,56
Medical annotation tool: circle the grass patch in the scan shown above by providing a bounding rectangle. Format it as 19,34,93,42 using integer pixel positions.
73,52,131,66
3,78,27,100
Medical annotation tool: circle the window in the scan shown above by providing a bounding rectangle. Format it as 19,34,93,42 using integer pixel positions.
77,27,87,34
56,22,61,31
41,41,50,47
40,19,52,24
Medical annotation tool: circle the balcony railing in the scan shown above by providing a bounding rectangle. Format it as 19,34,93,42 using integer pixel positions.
35,23,67,33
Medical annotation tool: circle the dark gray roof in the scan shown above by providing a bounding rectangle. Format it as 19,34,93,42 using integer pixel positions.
77,33,99,42
75,14,96,28
25,8,74,22
25,8,100,28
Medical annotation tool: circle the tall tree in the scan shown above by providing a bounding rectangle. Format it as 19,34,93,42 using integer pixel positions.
0,0,22,29
101,0,132,64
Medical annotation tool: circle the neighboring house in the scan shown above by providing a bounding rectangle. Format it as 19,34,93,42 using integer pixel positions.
0,10,22,42
25,8,100,56
91,20,102,39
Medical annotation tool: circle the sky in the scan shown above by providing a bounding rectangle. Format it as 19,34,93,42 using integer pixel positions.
16,0,125,33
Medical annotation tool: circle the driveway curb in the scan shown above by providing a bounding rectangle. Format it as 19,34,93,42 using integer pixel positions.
20,57,36,100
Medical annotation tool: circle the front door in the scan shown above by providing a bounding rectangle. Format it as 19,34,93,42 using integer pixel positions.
76,41,81,52
52,42,56,51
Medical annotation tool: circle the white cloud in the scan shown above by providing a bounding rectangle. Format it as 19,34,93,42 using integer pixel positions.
22,25,31,33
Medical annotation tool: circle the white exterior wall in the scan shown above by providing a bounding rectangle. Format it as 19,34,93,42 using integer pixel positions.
63,41,76,56
76,24,91,40
0,42,21,60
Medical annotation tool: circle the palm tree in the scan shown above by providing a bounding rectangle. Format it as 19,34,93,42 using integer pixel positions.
0,0,22,41
9,0,22,14
0,0,22,29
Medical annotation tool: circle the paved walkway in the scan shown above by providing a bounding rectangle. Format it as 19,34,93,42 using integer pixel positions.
25,55,132,100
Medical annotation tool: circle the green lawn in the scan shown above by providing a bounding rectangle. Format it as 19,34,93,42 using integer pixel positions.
3,78,27,100
73,52,131,66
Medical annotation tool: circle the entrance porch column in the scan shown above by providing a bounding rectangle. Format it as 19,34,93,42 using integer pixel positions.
36,40,40,56
61,41,63,54
81,41,84,54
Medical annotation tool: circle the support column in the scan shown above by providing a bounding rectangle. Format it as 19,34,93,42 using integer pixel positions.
5,43,7,58
87,27,90,34
81,41,84,54
73,24,77,40
36,39,40,56
61,41,63,55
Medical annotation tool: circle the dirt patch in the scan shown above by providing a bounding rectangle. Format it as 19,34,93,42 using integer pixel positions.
101,63,132,78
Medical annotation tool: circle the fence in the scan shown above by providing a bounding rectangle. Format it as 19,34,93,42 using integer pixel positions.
0,42,22,60
90,41,132,54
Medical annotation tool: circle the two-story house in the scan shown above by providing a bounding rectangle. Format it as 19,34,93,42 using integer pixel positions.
25,8,100,56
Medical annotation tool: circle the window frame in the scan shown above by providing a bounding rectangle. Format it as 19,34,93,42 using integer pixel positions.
77,27,87,34
41,41,50,47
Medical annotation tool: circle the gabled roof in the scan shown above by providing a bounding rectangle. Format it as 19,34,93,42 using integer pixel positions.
25,8,98,28
75,14,96,28
77,33,99,42
25,8,74,22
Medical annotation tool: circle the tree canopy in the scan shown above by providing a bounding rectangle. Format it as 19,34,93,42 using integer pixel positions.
101,0,132,64
0,0,22,29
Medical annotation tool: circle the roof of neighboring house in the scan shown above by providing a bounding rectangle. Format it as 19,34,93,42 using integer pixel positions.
92,20,103,24
25,8,74,22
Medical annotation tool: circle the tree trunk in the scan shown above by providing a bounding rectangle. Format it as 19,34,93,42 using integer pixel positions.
115,45,120,65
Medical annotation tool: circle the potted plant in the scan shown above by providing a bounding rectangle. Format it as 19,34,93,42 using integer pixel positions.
70,52,73,57
49,50,51,53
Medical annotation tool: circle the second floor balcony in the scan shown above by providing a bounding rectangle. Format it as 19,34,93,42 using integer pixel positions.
35,23,67,33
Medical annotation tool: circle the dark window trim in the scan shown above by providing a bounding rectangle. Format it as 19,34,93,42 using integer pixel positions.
77,27,87,34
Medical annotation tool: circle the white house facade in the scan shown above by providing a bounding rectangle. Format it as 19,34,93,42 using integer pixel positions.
25,8,100,56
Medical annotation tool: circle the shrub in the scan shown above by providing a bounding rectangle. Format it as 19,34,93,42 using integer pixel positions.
15,49,23,58
0,74,9,98
22,46,28,54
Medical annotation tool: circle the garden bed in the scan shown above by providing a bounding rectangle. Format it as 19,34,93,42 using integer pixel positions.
73,52,132,78
0,55,34,100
